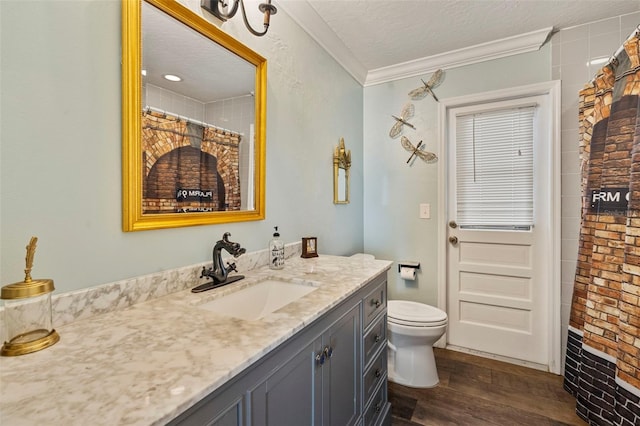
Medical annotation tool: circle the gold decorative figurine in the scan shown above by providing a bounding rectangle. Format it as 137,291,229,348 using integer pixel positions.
1,237,60,356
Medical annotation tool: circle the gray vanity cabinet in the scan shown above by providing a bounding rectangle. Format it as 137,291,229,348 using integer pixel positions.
168,272,389,426
248,338,321,425
249,304,360,426
319,304,361,426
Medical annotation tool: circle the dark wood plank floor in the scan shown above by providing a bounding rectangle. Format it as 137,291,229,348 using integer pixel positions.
389,348,586,425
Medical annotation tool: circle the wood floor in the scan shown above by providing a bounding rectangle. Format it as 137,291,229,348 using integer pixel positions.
388,348,586,425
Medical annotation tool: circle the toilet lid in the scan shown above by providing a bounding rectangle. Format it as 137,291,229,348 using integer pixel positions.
388,300,447,325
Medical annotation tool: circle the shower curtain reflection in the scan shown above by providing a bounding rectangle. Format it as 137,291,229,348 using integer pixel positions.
141,110,242,214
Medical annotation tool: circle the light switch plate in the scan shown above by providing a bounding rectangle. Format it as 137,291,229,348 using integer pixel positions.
420,203,430,219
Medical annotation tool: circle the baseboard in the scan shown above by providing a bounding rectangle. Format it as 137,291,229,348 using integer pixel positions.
445,344,551,373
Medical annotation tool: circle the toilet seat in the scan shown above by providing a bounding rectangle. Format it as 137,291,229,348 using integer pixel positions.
388,300,447,327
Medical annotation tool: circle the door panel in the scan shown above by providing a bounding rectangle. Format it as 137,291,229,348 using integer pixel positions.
459,302,531,332
460,242,531,267
459,272,531,300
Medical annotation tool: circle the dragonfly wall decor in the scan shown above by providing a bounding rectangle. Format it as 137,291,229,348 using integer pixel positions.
386,69,444,165
408,69,444,102
401,136,437,164
389,103,415,139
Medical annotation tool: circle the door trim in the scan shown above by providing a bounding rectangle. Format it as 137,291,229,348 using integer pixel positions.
436,81,562,374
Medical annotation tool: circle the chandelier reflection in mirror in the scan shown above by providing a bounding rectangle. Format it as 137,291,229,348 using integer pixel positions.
201,0,277,36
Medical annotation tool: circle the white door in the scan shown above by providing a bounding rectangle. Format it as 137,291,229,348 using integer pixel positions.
443,89,558,369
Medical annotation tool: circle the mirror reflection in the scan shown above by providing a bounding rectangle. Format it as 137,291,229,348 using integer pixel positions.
333,138,351,204
122,0,266,231
337,170,346,201
142,1,255,213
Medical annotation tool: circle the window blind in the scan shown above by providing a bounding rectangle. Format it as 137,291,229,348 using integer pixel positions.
456,106,535,229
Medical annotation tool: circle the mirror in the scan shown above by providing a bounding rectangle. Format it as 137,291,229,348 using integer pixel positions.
333,138,351,204
122,0,266,231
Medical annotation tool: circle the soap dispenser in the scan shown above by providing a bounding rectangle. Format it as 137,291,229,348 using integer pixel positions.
269,226,285,270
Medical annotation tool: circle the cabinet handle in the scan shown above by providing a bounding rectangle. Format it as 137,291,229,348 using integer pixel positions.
315,352,325,365
324,346,333,359
371,299,381,308
375,402,382,413
374,368,382,378
374,334,381,343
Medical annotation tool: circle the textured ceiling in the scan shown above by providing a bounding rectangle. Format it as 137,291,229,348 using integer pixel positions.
143,2,255,103
304,0,640,71
143,0,639,99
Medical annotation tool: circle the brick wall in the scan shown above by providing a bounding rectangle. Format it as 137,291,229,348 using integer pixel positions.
576,347,617,424
141,111,241,213
566,330,640,426
564,327,584,396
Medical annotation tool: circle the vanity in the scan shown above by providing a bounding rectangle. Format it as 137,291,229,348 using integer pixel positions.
170,266,389,426
0,254,392,425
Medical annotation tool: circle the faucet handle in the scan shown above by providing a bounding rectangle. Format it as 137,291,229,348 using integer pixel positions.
200,266,211,279
226,262,238,273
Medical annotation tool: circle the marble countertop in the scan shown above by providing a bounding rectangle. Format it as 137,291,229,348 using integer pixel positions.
0,255,392,425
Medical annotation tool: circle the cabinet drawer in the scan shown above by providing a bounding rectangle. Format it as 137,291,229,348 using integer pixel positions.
363,348,387,406
363,280,387,328
363,314,386,368
363,379,387,426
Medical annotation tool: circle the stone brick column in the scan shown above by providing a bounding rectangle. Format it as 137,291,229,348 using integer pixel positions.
571,71,614,331
142,112,187,179
582,90,633,358
202,127,241,211
571,85,596,330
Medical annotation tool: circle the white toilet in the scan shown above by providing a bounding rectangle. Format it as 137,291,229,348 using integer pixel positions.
387,300,448,388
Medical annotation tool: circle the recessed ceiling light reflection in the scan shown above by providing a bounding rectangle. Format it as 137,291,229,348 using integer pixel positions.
163,74,182,82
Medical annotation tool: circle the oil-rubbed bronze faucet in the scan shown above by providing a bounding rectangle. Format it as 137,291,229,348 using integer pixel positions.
192,232,246,293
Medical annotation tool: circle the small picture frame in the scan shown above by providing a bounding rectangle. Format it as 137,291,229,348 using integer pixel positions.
301,237,319,258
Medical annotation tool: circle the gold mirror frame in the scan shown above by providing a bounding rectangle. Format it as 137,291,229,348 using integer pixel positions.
333,138,351,204
122,0,266,231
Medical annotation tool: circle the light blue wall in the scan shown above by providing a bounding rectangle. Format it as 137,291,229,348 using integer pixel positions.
363,47,551,306
0,0,364,294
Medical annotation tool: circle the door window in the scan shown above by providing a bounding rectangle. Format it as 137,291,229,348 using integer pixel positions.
455,105,535,230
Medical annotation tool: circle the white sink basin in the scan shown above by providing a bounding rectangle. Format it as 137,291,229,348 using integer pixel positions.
198,279,318,321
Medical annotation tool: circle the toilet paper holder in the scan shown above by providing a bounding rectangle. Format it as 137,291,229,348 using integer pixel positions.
398,261,420,272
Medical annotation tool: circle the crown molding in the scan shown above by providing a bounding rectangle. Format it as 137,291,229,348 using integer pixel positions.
364,27,553,86
277,0,368,85
280,0,552,88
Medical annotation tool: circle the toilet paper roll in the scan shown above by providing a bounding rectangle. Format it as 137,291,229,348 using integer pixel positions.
400,266,416,281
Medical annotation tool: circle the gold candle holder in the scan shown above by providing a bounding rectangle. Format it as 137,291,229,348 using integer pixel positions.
1,237,59,356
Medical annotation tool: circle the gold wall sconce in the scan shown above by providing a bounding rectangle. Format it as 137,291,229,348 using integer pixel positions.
201,0,277,37
333,137,351,204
